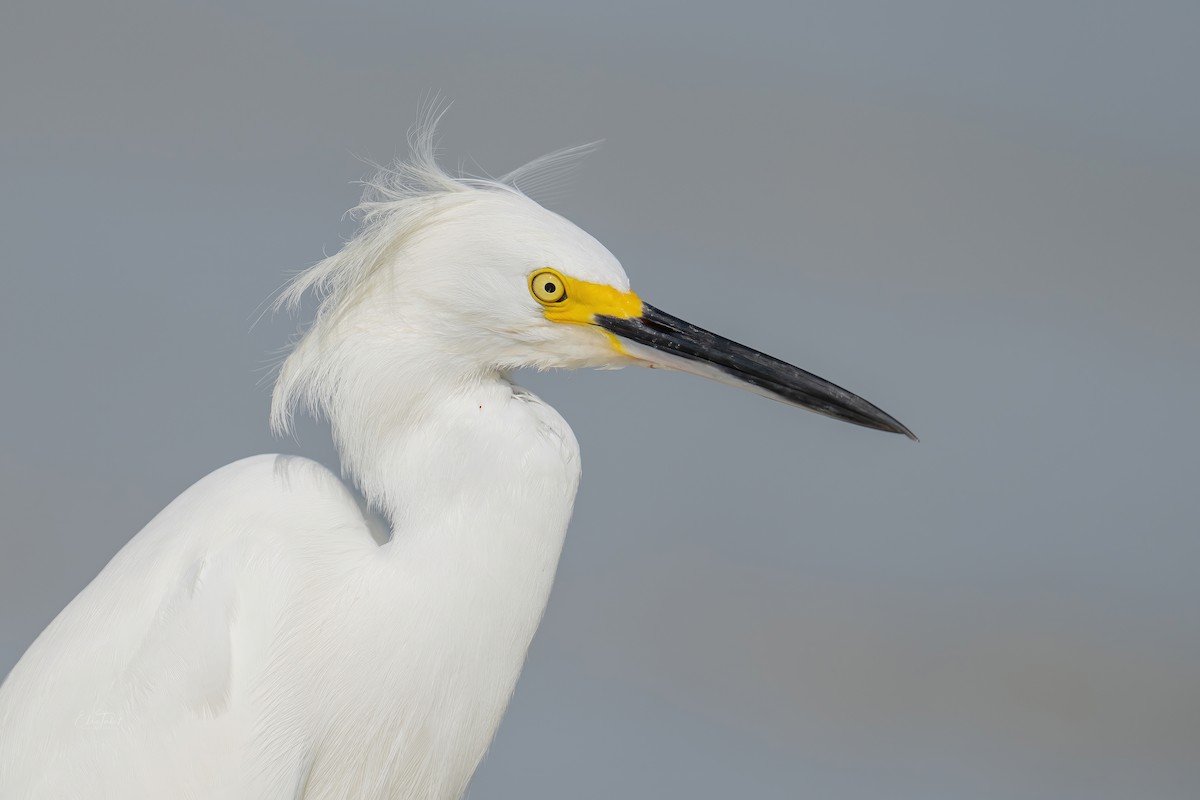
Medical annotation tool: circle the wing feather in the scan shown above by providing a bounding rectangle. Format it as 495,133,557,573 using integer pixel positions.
0,454,377,799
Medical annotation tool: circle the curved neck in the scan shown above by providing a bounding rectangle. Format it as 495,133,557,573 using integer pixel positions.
306,370,583,798
329,363,581,562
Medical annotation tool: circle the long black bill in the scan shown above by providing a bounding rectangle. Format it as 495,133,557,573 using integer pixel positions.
597,304,916,440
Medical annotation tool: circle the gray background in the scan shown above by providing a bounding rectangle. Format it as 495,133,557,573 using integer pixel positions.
3,2,1199,797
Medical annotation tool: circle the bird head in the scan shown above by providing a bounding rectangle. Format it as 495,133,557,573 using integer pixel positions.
271,115,914,442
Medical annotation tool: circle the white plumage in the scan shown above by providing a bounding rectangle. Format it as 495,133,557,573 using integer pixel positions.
0,111,912,799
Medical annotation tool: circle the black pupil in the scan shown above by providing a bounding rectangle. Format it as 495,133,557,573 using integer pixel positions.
543,282,557,295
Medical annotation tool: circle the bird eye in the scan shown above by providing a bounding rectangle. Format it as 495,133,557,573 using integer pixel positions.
530,270,568,304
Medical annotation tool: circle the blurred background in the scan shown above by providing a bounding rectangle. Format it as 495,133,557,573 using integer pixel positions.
2,2,1198,797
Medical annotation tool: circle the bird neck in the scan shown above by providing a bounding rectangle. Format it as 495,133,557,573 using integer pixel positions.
298,362,582,798
329,359,582,557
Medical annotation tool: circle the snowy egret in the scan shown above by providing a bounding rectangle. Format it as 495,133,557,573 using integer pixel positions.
0,114,913,799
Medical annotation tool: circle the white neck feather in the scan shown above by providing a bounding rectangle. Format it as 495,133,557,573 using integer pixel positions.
294,337,583,797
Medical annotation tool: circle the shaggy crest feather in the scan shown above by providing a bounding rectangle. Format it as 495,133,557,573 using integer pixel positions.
269,107,599,439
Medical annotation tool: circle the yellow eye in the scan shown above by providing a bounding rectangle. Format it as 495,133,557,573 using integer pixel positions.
530,269,568,304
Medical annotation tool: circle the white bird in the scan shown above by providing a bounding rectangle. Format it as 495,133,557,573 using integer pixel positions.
0,113,914,800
